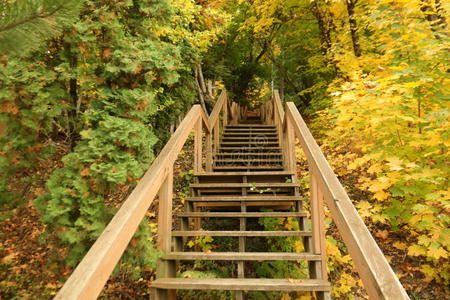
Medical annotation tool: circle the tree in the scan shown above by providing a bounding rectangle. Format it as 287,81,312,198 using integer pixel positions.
0,0,81,56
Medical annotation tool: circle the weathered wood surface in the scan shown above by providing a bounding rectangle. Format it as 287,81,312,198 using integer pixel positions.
176,212,307,217
163,252,321,261
171,230,312,237
151,278,330,291
285,101,410,300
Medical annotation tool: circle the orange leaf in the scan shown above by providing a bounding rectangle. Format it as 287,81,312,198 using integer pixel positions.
80,167,90,177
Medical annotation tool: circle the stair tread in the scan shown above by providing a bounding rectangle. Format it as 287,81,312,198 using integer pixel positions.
172,231,312,237
194,171,294,176
163,252,320,261
190,183,297,188
152,278,330,291
226,125,276,128
213,166,284,170
222,137,279,140
215,153,282,156
219,146,281,149
221,142,279,145
223,133,277,136
214,159,282,162
187,195,301,201
176,212,307,217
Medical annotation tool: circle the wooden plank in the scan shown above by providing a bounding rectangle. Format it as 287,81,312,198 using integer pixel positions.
194,118,203,172
285,102,409,300
221,142,280,145
172,231,312,237
190,183,298,188
163,252,321,261
206,130,212,172
223,132,277,136
55,106,205,300
226,125,276,128
214,119,220,154
212,166,284,170
186,196,302,202
176,212,307,218
157,168,174,252
215,153,282,156
151,278,330,291
195,201,293,208
214,159,282,163
194,171,294,176
208,90,227,128
222,137,279,140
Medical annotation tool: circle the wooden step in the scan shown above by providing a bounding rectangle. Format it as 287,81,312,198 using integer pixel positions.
223,133,277,136
221,142,279,145
215,153,282,157
186,196,301,202
222,137,279,140
152,278,330,292
226,125,276,128
190,183,297,188
176,212,307,218
213,166,284,170
214,159,282,163
218,147,282,152
194,171,294,176
172,230,312,237
225,129,277,133
163,252,320,261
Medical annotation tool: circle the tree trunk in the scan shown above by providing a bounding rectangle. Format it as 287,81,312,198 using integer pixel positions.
420,0,447,35
310,0,332,56
345,0,361,57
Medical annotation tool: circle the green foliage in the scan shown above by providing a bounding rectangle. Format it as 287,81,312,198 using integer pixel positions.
0,0,226,273
0,0,82,56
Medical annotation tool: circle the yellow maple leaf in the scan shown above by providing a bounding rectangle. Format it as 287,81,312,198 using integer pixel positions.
408,244,427,256
374,190,390,201
393,241,408,250
427,246,448,260
294,240,304,253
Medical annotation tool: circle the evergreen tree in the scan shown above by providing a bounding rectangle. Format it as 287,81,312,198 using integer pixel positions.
0,0,81,56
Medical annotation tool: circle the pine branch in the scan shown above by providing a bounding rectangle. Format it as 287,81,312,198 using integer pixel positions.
0,4,64,33
0,0,83,56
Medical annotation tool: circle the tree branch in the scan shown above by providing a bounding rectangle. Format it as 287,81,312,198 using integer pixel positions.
0,4,65,33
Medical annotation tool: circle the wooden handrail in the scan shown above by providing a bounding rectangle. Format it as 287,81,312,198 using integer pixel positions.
284,101,410,300
208,90,228,127
273,90,285,123
55,89,233,299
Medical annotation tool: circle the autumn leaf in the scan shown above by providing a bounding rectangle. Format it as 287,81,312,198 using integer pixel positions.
427,246,448,260
408,244,427,256
80,167,90,177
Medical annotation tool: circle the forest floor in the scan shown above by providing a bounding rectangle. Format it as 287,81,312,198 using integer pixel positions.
0,140,449,299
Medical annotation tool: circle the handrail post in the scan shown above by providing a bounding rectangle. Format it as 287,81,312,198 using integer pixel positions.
223,95,228,128
284,118,296,173
214,118,220,162
206,129,213,172
309,168,328,281
155,168,176,300
194,118,203,172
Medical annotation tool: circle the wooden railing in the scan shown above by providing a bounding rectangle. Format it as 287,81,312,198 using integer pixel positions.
268,90,410,299
55,90,233,300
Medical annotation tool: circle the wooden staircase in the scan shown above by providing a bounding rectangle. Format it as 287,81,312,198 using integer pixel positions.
151,119,330,299
55,90,410,300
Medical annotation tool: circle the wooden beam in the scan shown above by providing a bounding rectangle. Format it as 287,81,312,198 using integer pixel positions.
285,101,409,300
208,90,227,128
